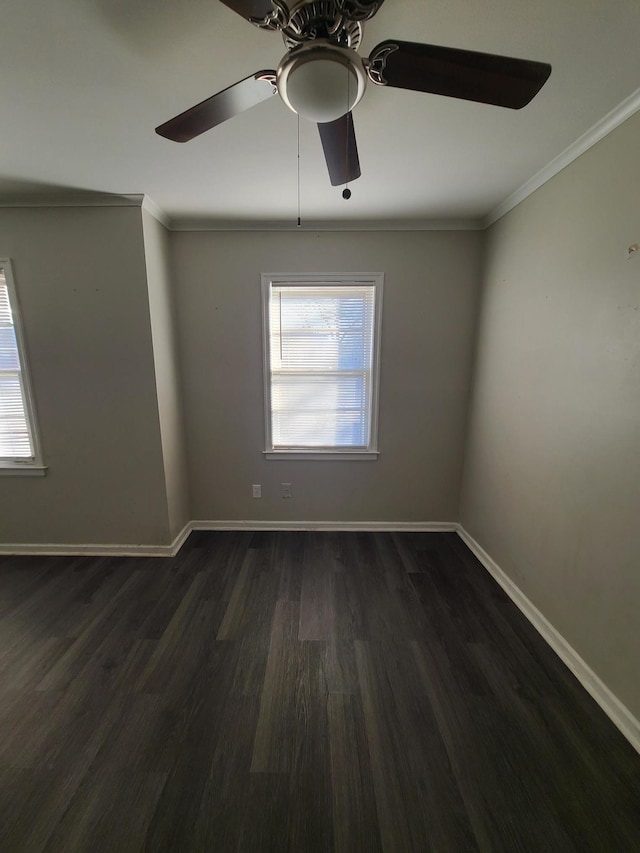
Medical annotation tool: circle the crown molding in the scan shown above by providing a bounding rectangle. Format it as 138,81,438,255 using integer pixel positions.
0,192,145,209
168,217,484,232
485,86,640,228
141,195,172,229
0,191,171,230
0,191,481,232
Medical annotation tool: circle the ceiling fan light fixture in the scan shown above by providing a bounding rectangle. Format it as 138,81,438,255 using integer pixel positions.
277,42,366,123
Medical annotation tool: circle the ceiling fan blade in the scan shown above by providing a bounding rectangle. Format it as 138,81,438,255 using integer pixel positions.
156,71,277,142
368,40,551,109
219,0,283,26
318,112,361,186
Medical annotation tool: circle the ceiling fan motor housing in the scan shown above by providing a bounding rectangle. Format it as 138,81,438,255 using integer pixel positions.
281,0,364,50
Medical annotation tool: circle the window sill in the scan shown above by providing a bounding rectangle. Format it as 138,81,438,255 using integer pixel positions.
264,451,379,461
0,464,48,477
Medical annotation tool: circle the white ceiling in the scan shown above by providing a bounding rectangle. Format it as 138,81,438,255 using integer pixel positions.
2,0,639,227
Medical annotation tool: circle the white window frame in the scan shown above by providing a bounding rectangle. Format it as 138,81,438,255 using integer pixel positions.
0,259,45,475
261,272,383,461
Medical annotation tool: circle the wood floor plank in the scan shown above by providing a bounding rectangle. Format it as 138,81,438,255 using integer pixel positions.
286,639,332,852
250,599,300,773
0,688,63,769
1,636,74,692
36,569,150,692
137,572,210,693
328,691,382,853
323,569,360,693
2,686,142,852
133,565,199,642
324,635,358,694
274,530,304,603
0,767,43,850
216,553,255,641
143,642,243,852
391,533,425,574
354,639,418,852
299,532,336,641
345,533,425,641
377,639,480,853
191,693,263,851
0,555,80,618
217,547,279,642
0,557,101,663
217,531,257,602
356,638,480,853
237,773,290,852
181,530,252,603
411,638,582,852
42,694,168,853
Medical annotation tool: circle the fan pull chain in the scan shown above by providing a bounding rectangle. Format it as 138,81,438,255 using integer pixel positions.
343,66,352,200
297,113,301,227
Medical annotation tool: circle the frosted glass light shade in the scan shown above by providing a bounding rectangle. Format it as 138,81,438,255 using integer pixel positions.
278,43,366,123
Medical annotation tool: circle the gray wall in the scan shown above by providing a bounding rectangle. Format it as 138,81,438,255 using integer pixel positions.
172,229,483,523
460,112,640,719
0,206,172,546
142,209,190,539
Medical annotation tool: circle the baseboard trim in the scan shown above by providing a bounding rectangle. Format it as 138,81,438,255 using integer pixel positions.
169,521,194,555
457,525,640,755
0,521,193,559
191,520,457,533
0,520,456,557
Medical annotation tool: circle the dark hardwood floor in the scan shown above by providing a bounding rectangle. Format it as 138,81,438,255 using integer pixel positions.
0,531,638,852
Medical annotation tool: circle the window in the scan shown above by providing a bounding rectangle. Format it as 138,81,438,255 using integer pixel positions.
262,273,383,459
0,260,44,474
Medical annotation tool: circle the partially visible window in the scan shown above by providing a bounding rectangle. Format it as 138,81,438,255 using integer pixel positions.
262,273,383,460
0,260,44,474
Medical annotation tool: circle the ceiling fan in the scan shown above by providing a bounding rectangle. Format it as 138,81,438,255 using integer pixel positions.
156,0,551,186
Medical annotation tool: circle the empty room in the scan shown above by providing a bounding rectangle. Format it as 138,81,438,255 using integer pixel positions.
1,1,639,850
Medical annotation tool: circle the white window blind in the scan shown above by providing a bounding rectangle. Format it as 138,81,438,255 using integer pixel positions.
262,275,383,458
0,262,40,467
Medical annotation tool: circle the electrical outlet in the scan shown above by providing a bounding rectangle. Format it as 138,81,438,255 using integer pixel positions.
252,484,262,499
281,482,292,499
